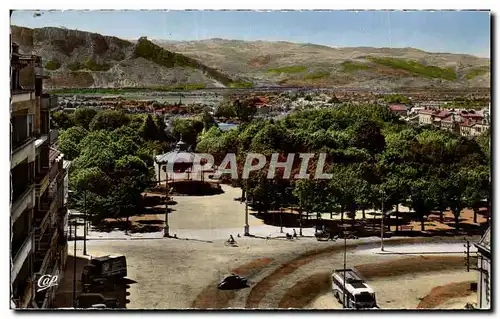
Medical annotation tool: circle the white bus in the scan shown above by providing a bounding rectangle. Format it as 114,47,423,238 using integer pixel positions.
331,269,378,309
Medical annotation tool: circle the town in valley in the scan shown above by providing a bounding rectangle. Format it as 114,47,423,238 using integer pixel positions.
9,10,491,311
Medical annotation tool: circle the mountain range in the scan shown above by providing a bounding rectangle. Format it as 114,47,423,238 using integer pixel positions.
11,25,490,90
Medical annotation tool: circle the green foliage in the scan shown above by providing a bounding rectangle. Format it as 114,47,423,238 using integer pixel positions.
229,81,254,88
466,67,489,80
341,61,371,72
214,103,237,119
196,102,489,230
67,62,83,71
234,98,257,123
202,110,218,131
72,108,97,130
83,57,111,71
384,94,410,105
267,66,307,74
133,37,233,85
89,110,130,131
66,111,166,225
171,117,204,147
367,56,457,81
51,111,74,129
59,126,89,160
449,97,490,110
304,72,330,80
44,60,61,70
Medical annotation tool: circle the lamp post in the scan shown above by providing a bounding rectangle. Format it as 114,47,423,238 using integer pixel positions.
244,185,250,236
164,184,170,238
342,223,348,309
83,190,87,255
380,190,385,252
72,216,77,307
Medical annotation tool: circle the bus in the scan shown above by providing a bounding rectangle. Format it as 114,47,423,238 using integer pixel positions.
331,269,378,309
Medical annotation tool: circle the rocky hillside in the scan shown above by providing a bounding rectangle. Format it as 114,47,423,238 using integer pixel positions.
10,26,239,89
10,25,490,90
155,38,491,90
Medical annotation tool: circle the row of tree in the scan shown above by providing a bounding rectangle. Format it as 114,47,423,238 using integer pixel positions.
53,109,177,227
196,104,491,231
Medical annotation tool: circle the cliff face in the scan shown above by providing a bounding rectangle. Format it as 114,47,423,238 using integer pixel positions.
10,26,233,89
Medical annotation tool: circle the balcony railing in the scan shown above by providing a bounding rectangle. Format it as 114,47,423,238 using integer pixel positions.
35,168,50,197
49,162,61,182
11,233,33,282
36,197,57,237
11,185,35,225
11,90,35,103
11,138,36,169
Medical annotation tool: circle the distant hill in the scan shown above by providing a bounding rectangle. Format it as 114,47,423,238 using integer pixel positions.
10,25,241,89
154,38,491,90
9,25,490,91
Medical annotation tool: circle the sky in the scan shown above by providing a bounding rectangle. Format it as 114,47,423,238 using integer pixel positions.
10,10,491,57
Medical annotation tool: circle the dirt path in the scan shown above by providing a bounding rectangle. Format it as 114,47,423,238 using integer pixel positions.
417,281,475,309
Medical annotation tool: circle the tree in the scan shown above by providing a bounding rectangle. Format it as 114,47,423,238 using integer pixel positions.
141,114,160,141
58,126,89,160
51,111,74,130
407,178,439,231
349,120,386,155
463,165,489,224
171,118,204,146
234,98,257,123
89,110,130,131
72,108,97,130
214,103,236,119
202,110,218,131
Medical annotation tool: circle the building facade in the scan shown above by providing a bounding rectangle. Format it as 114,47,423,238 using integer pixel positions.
475,227,491,310
10,42,69,309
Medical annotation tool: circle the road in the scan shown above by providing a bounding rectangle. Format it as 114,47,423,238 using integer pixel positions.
67,236,476,309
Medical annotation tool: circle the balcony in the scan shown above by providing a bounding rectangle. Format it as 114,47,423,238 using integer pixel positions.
35,135,48,149
49,160,63,182
11,186,35,225
11,233,33,282
11,138,36,169
35,168,50,197
49,129,59,145
35,197,57,237
11,91,36,113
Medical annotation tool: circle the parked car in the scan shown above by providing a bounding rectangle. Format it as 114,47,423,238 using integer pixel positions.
75,293,120,309
217,275,248,290
81,255,127,285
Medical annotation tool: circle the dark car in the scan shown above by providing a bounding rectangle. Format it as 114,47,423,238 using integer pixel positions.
217,275,248,290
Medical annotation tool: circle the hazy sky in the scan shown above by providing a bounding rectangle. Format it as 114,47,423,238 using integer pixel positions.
11,10,491,57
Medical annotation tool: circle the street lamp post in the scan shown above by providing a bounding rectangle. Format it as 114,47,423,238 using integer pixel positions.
164,185,170,238
72,217,77,307
244,190,250,236
342,224,347,309
381,191,385,252
83,190,87,255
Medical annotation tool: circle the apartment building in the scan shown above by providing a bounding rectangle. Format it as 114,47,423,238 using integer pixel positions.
10,42,70,309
